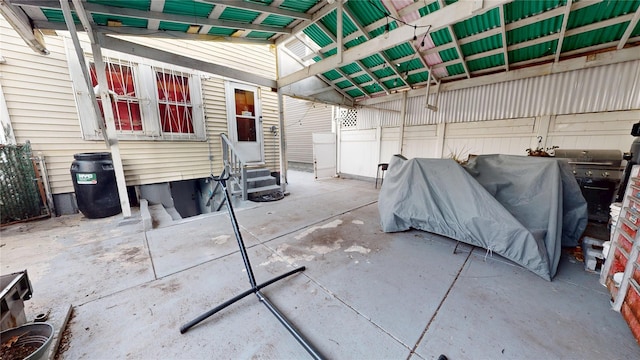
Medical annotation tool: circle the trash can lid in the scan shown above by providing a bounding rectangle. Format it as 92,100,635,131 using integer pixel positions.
73,152,112,161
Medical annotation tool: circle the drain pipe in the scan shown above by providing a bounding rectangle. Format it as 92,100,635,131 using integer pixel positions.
277,90,288,192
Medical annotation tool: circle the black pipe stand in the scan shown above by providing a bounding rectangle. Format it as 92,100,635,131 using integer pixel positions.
180,173,324,360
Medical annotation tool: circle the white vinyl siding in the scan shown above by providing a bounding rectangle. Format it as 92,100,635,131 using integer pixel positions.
0,18,280,194
284,97,333,164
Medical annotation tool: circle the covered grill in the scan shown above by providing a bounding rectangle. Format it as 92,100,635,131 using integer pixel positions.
554,149,624,222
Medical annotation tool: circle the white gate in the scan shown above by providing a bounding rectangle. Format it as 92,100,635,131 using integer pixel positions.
312,132,336,179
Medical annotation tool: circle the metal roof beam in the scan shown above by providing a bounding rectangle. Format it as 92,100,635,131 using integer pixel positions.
465,47,503,62
199,2,226,34
147,0,164,30
564,12,635,37
275,2,338,46
13,0,292,34
358,45,640,106
0,1,49,54
278,0,511,87
498,5,509,70
554,0,572,63
199,0,311,21
457,27,501,45
436,0,470,79
617,6,640,49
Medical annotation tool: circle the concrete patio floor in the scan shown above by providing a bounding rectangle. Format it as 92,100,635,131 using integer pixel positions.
1,170,639,359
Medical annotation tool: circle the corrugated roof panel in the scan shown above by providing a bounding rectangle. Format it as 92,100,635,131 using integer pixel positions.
345,0,386,27
504,0,565,24
567,0,640,30
261,14,294,27
561,23,628,52
353,74,373,84
407,71,430,84
418,1,441,16
280,0,316,12
369,20,399,39
363,83,384,94
400,58,425,72
446,63,465,75
467,53,505,72
632,20,640,36
384,42,415,61
92,14,148,27
159,21,189,32
460,33,502,56
509,39,557,63
430,28,452,46
373,67,396,78
41,9,79,23
360,54,385,68
344,36,366,49
323,48,337,57
246,31,275,39
340,63,361,75
346,89,365,97
452,8,500,39
207,27,236,36
219,7,260,23
321,9,359,38
322,70,342,81
304,24,333,47
335,80,352,89
312,56,322,62
439,47,459,61
162,0,213,17
383,78,401,89
507,15,563,45
88,0,150,11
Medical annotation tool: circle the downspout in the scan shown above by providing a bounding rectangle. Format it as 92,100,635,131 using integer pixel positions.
275,46,288,191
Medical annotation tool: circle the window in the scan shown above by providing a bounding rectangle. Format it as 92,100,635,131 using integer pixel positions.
65,40,205,141
155,70,194,134
90,61,143,131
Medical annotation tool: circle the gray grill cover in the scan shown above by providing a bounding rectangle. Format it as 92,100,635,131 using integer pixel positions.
378,154,588,281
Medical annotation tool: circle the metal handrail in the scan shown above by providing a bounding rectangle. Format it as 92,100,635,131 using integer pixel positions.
220,133,248,200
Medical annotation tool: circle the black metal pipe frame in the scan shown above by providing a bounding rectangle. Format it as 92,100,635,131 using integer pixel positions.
180,173,324,360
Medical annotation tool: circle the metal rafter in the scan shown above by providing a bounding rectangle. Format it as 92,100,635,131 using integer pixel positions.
618,6,640,49
274,1,338,46
342,5,410,89
199,0,311,21
380,0,437,85
238,0,284,38
498,5,509,71
554,0,573,63
13,0,292,35
199,2,226,34
313,22,375,97
437,0,470,78
147,0,164,31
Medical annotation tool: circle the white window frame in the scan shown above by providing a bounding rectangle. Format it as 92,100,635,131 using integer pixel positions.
64,38,205,141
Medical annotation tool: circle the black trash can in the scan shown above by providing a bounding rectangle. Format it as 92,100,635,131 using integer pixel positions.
70,152,121,219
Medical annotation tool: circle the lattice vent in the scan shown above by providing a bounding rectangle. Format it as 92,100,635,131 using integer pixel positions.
339,108,358,128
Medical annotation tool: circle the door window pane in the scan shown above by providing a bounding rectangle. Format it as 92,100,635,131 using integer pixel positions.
236,117,256,141
234,89,254,116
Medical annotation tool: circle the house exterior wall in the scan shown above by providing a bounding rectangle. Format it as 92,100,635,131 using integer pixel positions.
0,19,279,195
284,96,333,165
339,60,640,178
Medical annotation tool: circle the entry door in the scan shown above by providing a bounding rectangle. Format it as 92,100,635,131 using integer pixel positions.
225,82,263,163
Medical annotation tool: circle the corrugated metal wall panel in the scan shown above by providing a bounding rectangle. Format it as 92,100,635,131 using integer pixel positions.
261,88,281,172
284,97,332,164
358,60,640,128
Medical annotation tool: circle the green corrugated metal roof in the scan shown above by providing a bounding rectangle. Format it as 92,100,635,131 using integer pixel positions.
360,54,385,68
418,1,441,17
346,89,365,97
345,37,367,49
567,0,639,30
368,20,399,39
246,31,276,39
345,0,386,28
207,27,236,36
162,1,213,17
339,63,361,75
322,70,342,81
219,7,260,23
321,9,359,38
461,34,502,56
159,21,189,32
507,15,563,46
561,23,628,52
504,0,566,24
280,0,316,13
372,66,396,79
41,9,79,23
446,63,466,75
430,28,452,46
383,43,414,61
439,47,459,62
304,24,333,47
467,53,505,72
92,14,148,28
509,40,557,63
352,74,372,84
407,71,430,84
88,0,150,11
453,8,500,39
335,80,352,89
261,14,294,28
